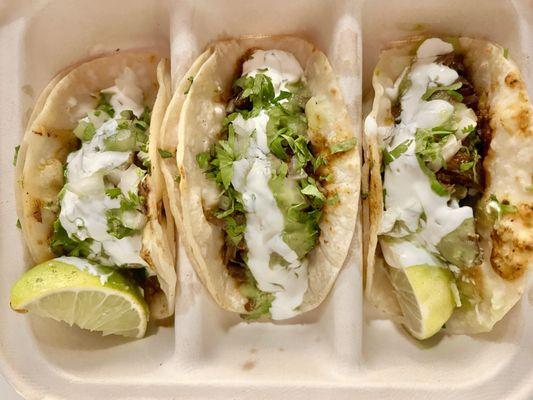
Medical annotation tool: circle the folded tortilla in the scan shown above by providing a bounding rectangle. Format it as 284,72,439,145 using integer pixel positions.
15,52,177,319
166,36,360,317
363,37,533,334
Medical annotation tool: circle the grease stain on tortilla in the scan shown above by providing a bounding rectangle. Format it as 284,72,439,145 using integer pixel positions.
21,84,34,98
242,360,256,371
396,22,428,32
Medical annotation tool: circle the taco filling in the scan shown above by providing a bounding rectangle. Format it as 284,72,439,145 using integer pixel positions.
377,38,501,334
51,68,154,284
196,50,347,320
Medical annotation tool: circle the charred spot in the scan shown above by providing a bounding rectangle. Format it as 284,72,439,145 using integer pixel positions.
490,204,532,280
140,247,155,269
157,201,167,224
517,108,531,133
139,178,150,200
32,131,43,136
504,72,523,89
32,200,42,223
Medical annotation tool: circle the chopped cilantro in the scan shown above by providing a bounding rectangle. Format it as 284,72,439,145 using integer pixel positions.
158,148,174,158
105,188,122,199
196,151,211,170
330,138,357,154
50,220,93,257
383,139,413,165
184,76,194,95
312,155,327,172
503,48,509,59
234,73,275,112
327,193,340,206
459,161,475,171
16,219,21,229
416,157,449,196
13,145,20,166
486,195,517,221
73,120,96,141
422,81,463,102
96,92,115,117
105,191,145,239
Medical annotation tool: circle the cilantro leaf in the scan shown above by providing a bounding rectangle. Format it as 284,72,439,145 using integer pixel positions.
50,220,93,257
158,148,174,158
196,151,211,170
459,161,475,171
330,138,357,154
234,73,275,112
184,76,194,95
96,92,115,117
416,156,449,196
105,191,145,239
13,145,20,166
422,81,463,101
105,188,122,199
106,208,136,239
383,139,413,165
486,194,517,221
73,120,96,141
327,193,340,206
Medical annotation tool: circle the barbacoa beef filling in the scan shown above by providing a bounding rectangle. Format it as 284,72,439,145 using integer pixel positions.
391,51,486,206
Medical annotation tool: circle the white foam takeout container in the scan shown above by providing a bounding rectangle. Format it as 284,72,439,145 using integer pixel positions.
0,0,531,399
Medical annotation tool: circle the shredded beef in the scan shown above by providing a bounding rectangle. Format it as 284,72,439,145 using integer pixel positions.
433,52,485,197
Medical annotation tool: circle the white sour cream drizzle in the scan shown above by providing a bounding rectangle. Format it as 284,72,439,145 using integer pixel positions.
54,256,113,285
242,50,304,96
230,50,308,320
59,68,148,268
379,38,477,268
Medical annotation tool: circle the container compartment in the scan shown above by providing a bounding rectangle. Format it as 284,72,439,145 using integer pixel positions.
361,0,533,398
167,0,363,381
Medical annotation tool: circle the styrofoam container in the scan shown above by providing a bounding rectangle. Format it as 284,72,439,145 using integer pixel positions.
0,0,531,399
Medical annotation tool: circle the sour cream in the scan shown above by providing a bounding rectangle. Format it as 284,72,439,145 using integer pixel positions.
54,256,113,285
59,68,148,268
242,50,304,96
230,50,308,320
379,38,477,268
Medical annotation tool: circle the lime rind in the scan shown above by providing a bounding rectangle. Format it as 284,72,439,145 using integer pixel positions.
389,264,456,340
10,259,148,338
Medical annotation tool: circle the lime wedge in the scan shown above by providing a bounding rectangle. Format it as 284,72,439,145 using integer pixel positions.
388,264,456,340
10,258,148,338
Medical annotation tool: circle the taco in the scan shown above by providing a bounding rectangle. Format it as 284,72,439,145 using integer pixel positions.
363,37,533,339
13,52,176,337
168,37,360,320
